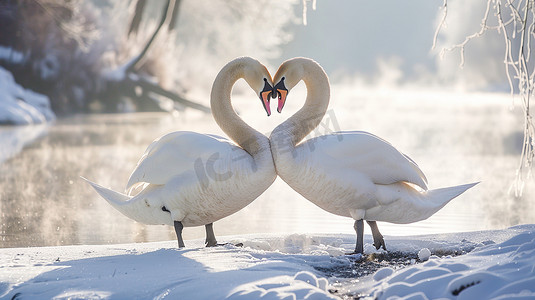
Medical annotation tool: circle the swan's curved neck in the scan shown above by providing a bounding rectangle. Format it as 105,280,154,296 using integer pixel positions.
273,62,330,147
210,62,266,156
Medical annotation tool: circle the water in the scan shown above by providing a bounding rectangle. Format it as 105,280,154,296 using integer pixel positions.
1,85,534,248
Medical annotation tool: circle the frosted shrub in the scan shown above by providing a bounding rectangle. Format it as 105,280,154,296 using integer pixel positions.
0,0,301,114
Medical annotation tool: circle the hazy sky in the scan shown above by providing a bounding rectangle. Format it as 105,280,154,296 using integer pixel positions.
126,0,513,93
280,0,439,78
277,0,510,91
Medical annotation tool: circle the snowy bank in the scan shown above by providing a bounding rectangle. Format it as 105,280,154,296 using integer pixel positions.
0,66,55,125
0,124,48,164
0,225,534,299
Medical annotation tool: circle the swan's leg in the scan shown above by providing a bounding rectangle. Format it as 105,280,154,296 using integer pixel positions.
366,221,386,251
354,219,364,254
174,221,185,248
205,223,218,247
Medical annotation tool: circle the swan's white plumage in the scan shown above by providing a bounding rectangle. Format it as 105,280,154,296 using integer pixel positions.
84,57,277,230
274,133,472,223
368,182,478,223
295,131,428,190
84,133,274,227
270,57,477,225
126,132,246,193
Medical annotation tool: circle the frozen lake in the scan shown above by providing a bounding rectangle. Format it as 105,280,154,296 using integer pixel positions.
1,85,534,248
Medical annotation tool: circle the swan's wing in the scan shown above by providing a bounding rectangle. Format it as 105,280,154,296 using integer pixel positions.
298,131,428,190
125,131,250,193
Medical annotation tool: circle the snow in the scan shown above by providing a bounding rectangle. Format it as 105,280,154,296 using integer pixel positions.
228,271,334,299
0,225,533,299
0,66,55,125
364,228,535,299
0,46,26,65
417,248,431,261
101,61,128,82
0,66,54,163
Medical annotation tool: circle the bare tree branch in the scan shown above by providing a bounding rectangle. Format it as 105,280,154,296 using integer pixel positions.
128,0,146,36
125,0,175,74
135,77,210,113
432,0,448,51
168,0,182,31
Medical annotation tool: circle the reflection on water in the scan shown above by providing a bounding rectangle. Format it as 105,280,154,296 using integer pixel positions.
1,87,534,248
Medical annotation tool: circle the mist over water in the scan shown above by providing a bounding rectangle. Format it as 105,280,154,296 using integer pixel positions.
1,85,533,248
1,0,532,252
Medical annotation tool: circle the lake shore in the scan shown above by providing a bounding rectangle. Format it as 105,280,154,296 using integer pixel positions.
1,224,533,299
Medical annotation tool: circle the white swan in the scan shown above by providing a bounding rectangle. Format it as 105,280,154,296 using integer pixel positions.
269,57,478,254
84,57,277,248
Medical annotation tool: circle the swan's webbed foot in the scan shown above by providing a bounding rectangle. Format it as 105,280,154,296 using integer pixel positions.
204,223,218,247
203,223,244,248
352,219,365,254
367,221,387,251
174,221,186,248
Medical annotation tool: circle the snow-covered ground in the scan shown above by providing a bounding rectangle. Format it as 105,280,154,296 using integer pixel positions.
0,66,55,125
1,225,533,299
0,66,55,163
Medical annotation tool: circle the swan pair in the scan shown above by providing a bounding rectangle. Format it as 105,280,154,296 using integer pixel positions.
85,57,477,254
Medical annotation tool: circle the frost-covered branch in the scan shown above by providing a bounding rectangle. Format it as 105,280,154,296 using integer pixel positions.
33,0,99,52
301,0,317,26
434,0,498,66
434,0,535,197
432,0,448,51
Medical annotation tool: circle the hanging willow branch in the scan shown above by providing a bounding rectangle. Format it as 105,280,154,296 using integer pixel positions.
434,0,535,197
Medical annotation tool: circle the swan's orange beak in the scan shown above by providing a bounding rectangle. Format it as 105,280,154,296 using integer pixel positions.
273,78,288,113
261,91,272,116
260,79,273,116
277,89,287,113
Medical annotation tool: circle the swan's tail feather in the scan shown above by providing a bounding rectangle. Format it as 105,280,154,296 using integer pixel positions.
373,182,479,224
81,177,130,203
426,182,479,206
407,181,479,223
81,177,170,225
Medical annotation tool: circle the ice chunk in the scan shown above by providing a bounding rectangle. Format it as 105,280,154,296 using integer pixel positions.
418,248,431,261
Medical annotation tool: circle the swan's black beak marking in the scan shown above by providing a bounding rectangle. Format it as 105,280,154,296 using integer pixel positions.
273,78,288,113
260,78,273,116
